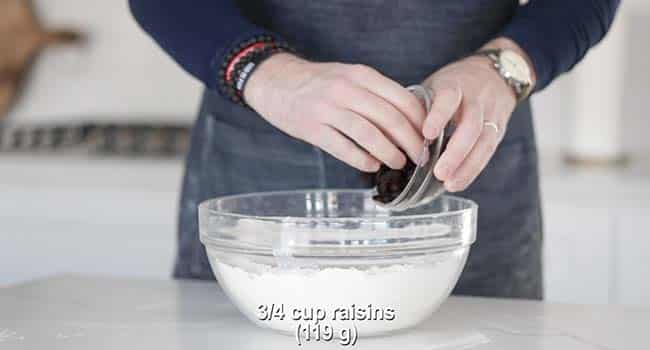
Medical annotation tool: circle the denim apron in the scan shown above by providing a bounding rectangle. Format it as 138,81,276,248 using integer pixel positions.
174,0,543,299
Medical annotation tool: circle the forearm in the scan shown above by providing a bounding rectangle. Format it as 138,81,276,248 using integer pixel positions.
128,0,278,90
500,0,620,91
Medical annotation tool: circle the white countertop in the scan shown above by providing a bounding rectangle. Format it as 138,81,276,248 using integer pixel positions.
0,276,646,349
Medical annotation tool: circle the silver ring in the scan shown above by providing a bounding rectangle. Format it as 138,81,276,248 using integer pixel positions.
483,121,499,134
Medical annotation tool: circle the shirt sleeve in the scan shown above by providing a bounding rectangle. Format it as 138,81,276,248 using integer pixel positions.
500,0,621,92
128,0,281,91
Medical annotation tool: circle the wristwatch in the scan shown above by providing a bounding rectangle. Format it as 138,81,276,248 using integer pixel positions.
475,49,534,103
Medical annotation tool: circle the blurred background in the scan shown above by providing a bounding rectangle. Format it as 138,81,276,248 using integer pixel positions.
1,1,648,307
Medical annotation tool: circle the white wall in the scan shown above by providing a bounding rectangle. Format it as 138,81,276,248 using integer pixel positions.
541,159,650,306
7,0,201,126
0,155,182,285
531,5,650,306
532,3,650,157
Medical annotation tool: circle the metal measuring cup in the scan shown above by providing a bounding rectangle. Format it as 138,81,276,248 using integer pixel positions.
372,85,447,211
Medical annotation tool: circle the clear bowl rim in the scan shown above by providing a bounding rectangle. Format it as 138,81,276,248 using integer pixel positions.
198,189,478,223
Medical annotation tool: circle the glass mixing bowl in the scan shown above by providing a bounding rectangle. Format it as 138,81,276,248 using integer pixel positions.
200,190,477,337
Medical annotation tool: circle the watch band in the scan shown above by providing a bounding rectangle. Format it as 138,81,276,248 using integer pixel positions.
475,49,533,103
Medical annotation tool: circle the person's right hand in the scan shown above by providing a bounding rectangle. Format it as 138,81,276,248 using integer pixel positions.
243,53,426,172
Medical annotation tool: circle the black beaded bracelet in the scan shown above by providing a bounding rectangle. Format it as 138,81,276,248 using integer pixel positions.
232,44,292,92
218,37,294,106
218,35,274,81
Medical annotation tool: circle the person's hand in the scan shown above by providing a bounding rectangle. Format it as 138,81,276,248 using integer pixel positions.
244,53,426,172
421,39,535,192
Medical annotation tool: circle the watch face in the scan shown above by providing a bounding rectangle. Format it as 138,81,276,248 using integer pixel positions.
499,50,531,83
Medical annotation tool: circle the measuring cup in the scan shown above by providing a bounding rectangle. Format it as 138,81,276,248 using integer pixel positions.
373,85,448,211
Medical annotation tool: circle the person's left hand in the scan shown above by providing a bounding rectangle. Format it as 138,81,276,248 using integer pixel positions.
421,49,522,192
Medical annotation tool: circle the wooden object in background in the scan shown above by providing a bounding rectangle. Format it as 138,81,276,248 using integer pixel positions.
0,0,82,119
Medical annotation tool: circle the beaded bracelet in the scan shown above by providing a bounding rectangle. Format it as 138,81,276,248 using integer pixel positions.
218,36,294,105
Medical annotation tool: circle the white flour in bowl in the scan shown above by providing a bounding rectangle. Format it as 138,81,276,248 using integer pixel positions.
210,248,468,336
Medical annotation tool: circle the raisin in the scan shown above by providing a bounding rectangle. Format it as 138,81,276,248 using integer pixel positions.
372,160,416,204
372,136,451,204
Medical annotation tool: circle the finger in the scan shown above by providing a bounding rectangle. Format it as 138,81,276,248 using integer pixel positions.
313,125,381,172
335,83,424,163
423,79,462,139
433,102,484,181
444,121,500,192
346,65,426,129
327,109,407,170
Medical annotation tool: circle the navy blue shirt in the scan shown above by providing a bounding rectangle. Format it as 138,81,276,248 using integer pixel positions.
129,0,619,94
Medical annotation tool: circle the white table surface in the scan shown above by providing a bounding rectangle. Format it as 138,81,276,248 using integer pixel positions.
0,276,646,349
